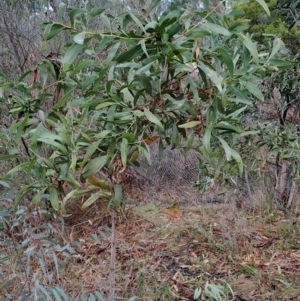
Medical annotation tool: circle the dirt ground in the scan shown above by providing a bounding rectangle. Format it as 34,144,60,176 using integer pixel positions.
49,202,300,300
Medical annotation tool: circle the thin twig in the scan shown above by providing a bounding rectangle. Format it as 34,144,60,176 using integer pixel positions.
244,164,253,207
109,210,116,301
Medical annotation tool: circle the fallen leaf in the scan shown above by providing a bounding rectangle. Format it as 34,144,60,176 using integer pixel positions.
162,203,182,219
141,135,160,146
87,174,111,190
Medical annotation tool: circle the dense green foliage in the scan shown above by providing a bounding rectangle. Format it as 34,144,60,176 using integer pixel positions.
234,0,300,53
0,0,291,212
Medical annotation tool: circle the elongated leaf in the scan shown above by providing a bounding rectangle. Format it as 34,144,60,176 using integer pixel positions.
51,288,62,301
42,59,57,79
82,155,109,178
171,122,179,149
255,0,270,16
218,137,231,160
74,32,86,45
216,48,234,77
144,108,164,130
134,61,155,75
81,193,105,210
69,8,86,27
38,138,68,154
90,8,104,17
267,59,294,69
185,129,194,151
141,76,152,95
114,184,122,206
53,90,72,109
87,175,111,190
62,44,84,71
0,154,21,161
116,45,142,63
206,68,223,92
43,23,65,40
128,11,146,33
49,186,59,211
179,121,201,128
106,42,120,65
203,22,230,36
231,148,243,175
58,2,66,20
243,82,264,101
146,0,160,15
238,34,259,64
100,13,112,32
121,87,134,105
185,27,210,38
121,138,128,168
95,101,116,110
268,37,282,60
203,126,212,153
116,62,141,68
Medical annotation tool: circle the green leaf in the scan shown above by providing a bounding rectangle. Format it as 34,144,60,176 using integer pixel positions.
141,76,152,95
95,101,116,110
7,162,30,176
203,22,230,36
230,148,243,175
178,121,201,128
116,62,141,68
144,108,164,130
81,193,105,210
128,12,146,34
113,184,122,206
206,68,223,92
73,32,86,45
101,13,112,32
38,138,68,154
38,131,69,153
43,23,65,40
42,59,57,79
218,137,232,161
226,9,245,18
90,8,105,17
185,129,194,151
268,37,282,60
203,126,212,153
134,61,155,75
255,0,270,16
49,186,59,211
82,155,109,178
121,138,128,168
243,81,264,101
268,59,294,69
122,133,135,143
216,48,234,77
62,44,84,71
69,8,86,27
171,122,179,149
146,0,160,15
238,34,259,64
106,42,120,65
121,87,134,106
58,2,66,20
185,27,210,38
116,45,142,63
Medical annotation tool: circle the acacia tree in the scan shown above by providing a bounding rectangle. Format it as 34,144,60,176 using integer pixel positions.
0,0,290,211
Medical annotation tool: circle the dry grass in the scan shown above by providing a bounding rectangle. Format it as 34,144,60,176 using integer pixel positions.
2,197,300,301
